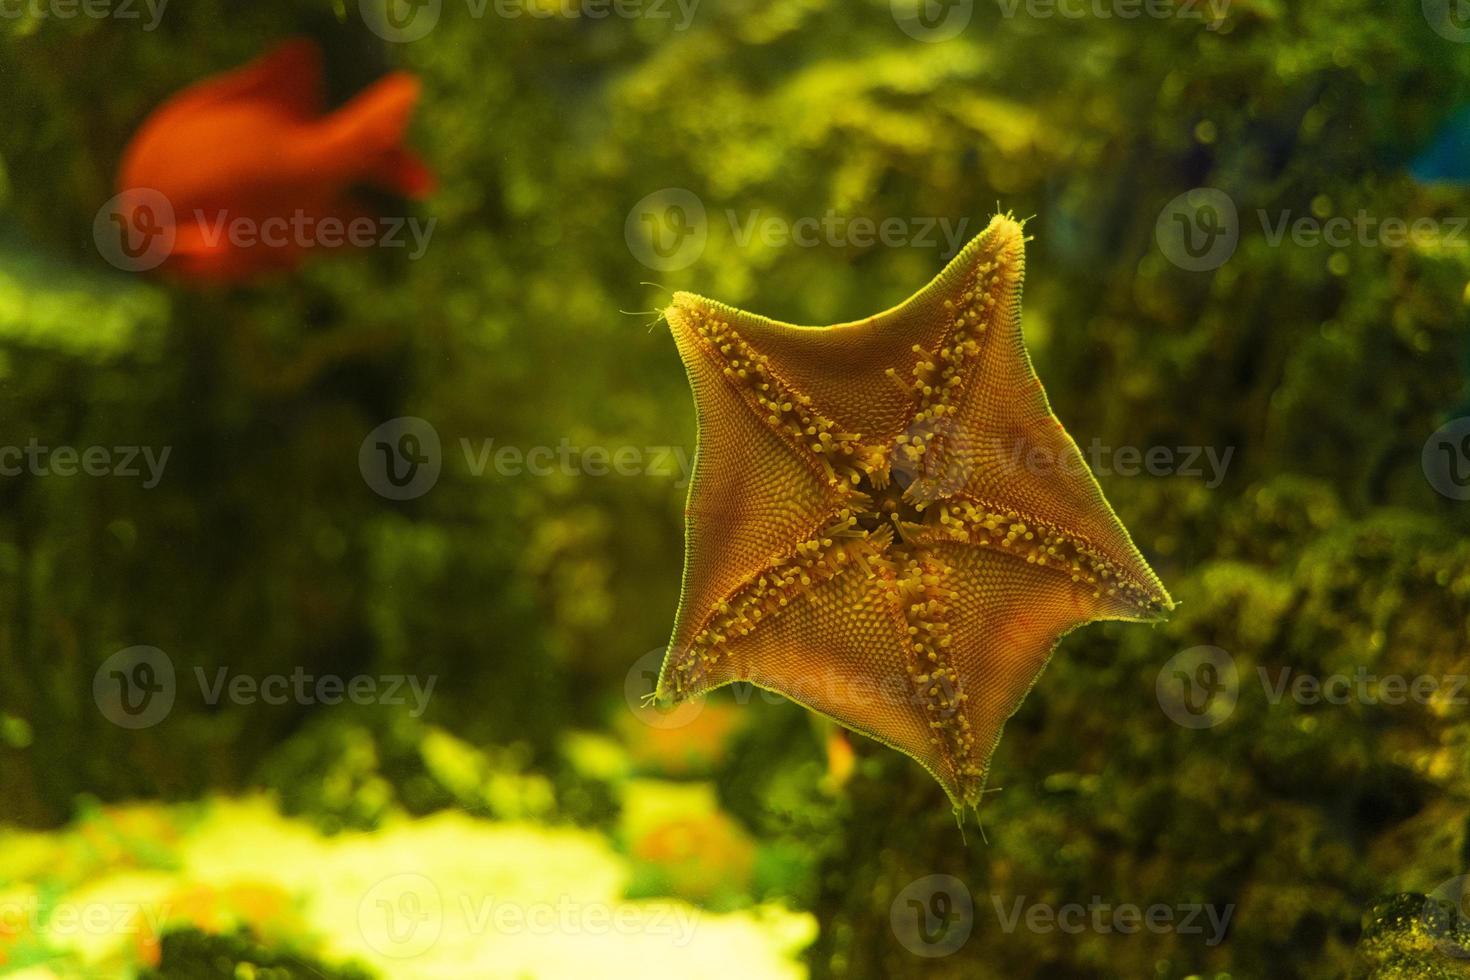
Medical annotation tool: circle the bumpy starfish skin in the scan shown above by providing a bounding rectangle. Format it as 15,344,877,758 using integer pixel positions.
656,214,1173,809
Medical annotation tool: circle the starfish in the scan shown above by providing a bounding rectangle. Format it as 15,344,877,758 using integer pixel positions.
654,214,1173,811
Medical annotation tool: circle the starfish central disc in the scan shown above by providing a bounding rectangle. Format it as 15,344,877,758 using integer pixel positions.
852,468,925,534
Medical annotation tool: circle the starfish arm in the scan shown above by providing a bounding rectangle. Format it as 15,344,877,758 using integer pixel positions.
914,493,1170,621
665,297,890,488
661,299,863,699
657,507,895,702
659,548,973,800
664,218,1034,452
914,539,1129,807
897,215,1173,617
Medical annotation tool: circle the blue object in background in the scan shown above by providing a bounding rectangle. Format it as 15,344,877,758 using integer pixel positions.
1411,107,1470,183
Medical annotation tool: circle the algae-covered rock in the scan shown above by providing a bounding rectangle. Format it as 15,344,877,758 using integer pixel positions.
1353,892,1470,979
142,928,375,980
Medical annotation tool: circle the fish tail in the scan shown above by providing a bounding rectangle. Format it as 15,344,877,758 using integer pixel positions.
374,146,437,199
316,71,435,198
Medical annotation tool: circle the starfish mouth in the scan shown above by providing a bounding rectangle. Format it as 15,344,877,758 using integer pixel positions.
851,466,928,533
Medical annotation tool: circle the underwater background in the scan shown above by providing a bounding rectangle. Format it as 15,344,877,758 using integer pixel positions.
2,0,1470,976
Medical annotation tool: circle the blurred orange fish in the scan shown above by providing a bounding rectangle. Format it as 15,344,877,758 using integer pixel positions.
111,38,434,282
823,725,856,793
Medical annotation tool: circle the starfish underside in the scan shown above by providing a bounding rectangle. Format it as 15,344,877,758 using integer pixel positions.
656,214,1173,810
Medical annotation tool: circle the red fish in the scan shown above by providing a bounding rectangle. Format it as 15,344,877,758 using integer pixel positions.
112,38,434,282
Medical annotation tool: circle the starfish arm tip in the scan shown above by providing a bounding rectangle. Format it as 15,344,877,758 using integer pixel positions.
666,290,708,315
982,211,1027,249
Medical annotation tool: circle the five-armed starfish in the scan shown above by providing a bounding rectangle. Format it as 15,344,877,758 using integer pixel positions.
654,214,1173,811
